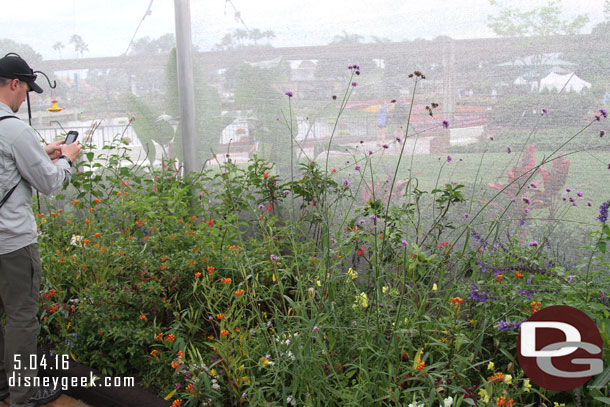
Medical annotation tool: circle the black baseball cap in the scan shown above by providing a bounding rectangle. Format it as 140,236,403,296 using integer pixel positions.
0,53,43,93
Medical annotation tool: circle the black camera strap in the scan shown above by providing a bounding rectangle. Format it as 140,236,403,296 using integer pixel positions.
0,115,21,209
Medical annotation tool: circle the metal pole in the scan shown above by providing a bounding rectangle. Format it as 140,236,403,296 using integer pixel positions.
174,0,198,175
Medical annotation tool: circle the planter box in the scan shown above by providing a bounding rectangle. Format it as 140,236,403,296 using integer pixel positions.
37,351,170,407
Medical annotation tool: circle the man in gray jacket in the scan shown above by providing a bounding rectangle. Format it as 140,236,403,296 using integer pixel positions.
0,54,81,407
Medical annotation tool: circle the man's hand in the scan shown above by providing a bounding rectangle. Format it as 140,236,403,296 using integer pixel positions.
44,140,64,160
61,142,82,163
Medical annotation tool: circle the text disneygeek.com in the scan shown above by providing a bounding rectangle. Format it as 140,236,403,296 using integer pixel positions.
9,372,135,391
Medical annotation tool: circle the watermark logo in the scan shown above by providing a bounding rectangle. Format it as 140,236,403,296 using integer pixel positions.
517,305,603,391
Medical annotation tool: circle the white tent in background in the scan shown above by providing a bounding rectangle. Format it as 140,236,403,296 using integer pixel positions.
539,72,591,93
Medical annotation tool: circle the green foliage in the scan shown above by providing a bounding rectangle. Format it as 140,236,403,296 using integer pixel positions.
35,71,610,407
487,0,589,37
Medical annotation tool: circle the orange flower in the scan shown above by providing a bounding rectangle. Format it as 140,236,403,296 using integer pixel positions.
217,313,225,320
71,200,80,205
487,372,504,382
415,361,426,370
208,219,214,227
136,220,144,227
161,255,168,261
83,239,91,244
194,272,202,279
85,219,90,224
171,361,180,370
450,297,463,304
496,274,503,282
50,212,58,217
207,266,215,275
220,330,229,336
160,263,168,271
165,334,175,342
170,399,182,407
188,260,197,267
234,289,244,296
155,333,164,341
93,232,101,238
139,313,147,321
150,350,160,356
221,277,232,284
515,271,523,279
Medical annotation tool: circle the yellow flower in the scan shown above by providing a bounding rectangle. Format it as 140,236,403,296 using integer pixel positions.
523,378,531,392
382,286,389,294
487,361,495,371
553,403,566,407
210,369,216,377
478,389,490,403
316,280,321,287
432,283,438,291
347,267,358,279
504,374,512,384
353,292,368,309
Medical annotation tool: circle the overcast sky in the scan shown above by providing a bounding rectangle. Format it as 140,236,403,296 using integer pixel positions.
3,0,606,60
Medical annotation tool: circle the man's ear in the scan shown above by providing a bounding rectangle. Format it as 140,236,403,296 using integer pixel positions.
9,78,20,91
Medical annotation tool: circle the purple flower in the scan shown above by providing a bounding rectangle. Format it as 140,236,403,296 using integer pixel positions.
312,326,320,332
343,179,351,187
382,144,389,149
401,239,409,247
600,108,608,118
258,204,265,210
270,254,278,261
601,130,606,137
285,90,293,97
522,197,531,205
489,136,494,141
442,120,450,128
595,114,601,121
541,108,548,116
464,213,470,219
565,188,572,192
354,164,361,171
529,241,539,247
507,146,512,153
368,150,373,155
352,321,357,326
396,137,402,143
283,190,290,195
446,155,452,163
598,201,610,224
352,82,358,87
359,218,366,225
576,191,583,197
588,201,593,207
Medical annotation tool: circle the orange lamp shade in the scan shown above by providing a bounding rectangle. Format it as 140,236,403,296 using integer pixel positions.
48,100,64,112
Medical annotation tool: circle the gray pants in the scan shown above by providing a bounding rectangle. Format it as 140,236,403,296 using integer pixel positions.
0,244,41,406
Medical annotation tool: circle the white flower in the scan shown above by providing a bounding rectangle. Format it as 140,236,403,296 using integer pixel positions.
408,403,424,407
211,379,220,391
287,396,297,406
443,396,454,407
70,235,84,247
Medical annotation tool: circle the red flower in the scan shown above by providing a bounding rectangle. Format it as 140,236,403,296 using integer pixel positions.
357,246,365,256
263,173,269,178
208,219,214,227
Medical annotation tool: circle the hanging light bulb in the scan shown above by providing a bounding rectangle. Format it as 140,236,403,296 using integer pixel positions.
48,99,64,112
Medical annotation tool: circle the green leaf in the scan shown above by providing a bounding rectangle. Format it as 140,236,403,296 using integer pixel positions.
593,397,610,405
86,152,95,162
589,364,610,389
